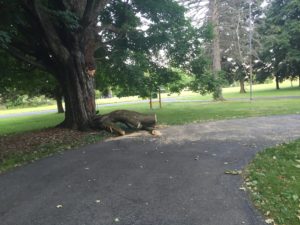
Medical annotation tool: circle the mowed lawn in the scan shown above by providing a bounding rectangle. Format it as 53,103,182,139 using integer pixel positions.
1,98,300,136
245,140,300,225
0,80,299,116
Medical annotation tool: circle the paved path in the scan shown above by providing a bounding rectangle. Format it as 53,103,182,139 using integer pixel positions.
1,115,300,225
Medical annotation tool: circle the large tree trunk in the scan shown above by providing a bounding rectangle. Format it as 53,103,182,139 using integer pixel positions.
239,78,246,93
58,54,96,130
209,0,224,101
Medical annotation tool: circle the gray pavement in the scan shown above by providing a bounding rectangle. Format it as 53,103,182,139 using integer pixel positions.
1,114,300,225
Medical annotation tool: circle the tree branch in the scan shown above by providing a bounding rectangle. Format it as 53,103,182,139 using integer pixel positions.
81,0,96,27
23,0,70,63
5,45,47,71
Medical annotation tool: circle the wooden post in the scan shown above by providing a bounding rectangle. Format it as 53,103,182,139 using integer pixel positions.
158,88,162,108
149,91,153,110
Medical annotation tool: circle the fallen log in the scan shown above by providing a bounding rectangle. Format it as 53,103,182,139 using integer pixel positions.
92,110,157,136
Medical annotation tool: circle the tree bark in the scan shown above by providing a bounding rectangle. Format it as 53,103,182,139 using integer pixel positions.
239,78,246,93
209,0,224,101
55,95,64,113
92,110,157,135
158,88,162,109
275,74,280,90
149,91,153,110
58,52,96,130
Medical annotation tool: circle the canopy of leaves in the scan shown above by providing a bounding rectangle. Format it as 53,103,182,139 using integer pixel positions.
256,0,300,82
0,50,60,105
0,0,210,99
93,0,208,97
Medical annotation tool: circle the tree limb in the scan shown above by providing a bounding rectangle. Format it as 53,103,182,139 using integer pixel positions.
23,0,70,63
5,45,47,71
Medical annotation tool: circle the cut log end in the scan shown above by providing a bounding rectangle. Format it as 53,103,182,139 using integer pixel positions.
92,110,157,136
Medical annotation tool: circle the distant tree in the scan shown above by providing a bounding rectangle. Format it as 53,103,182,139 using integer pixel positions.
219,0,263,93
182,0,264,95
180,0,225,100
94,17,206,103
256,0,300,89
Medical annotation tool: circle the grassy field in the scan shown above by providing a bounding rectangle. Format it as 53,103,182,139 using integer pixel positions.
245,140,300,225
1,98,300,135
0,113,64,135
0,80,299,115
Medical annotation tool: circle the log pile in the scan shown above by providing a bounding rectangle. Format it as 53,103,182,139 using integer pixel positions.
92,110,157,136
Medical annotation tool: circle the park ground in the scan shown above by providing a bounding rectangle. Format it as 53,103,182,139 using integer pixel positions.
1,115,300,225
0,81,300,225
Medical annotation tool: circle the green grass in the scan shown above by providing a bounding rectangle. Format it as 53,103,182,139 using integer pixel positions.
1,98,300,135
0,80,299,115
0,113,64,135
0,105,57,115
99,98,300,125
177,85,300,101
244,140,300,225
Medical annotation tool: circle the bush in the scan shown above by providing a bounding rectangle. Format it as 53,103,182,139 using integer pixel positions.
5,95,53,108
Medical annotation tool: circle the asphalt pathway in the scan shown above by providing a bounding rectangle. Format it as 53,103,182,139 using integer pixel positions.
1,115,300,225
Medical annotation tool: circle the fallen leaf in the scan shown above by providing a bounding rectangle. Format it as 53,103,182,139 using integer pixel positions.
95,200,101,203
114,218,120,222
56,204,63,208
292,194,299,201
239,187,246,191
265,218,274,224
225,170,242,175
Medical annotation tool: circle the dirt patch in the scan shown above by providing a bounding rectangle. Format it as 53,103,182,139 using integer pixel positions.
0,128,107,162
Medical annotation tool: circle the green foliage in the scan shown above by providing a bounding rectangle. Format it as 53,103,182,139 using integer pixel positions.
3,95,52,108
256,0,300,82
94,0,211,99
245,140,300,225
189,55,227,95
0,31,11,48
166,68,192,93
51,10,80,30
0,50,61,107
200,22,214,42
